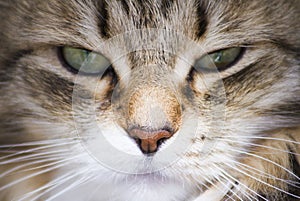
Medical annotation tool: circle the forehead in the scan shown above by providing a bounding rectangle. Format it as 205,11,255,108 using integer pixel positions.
97,0,281,40
6,0,295,52
104,0,207,40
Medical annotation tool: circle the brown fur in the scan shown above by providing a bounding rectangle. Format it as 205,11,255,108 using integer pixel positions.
0,0,299,200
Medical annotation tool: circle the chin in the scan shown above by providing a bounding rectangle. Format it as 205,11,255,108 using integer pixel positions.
50,167,198,201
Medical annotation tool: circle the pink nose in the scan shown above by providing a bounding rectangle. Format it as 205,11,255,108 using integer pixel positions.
129,128,174,154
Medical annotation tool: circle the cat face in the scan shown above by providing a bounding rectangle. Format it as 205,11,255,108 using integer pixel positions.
0,0,299,201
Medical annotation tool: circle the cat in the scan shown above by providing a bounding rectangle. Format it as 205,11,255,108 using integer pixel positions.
0,0,299,200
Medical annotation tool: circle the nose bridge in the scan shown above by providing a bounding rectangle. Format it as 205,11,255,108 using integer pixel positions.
128,84,181,132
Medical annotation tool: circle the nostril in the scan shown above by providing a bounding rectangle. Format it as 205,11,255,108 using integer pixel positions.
129,128,174,154
133,137,141,144
156,137,167,148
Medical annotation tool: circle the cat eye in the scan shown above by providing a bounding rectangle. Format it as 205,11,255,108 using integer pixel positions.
195,47,243,72
61,47,111,75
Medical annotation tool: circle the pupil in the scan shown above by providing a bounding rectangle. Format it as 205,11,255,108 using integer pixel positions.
84,50,90,57
214,52,223,63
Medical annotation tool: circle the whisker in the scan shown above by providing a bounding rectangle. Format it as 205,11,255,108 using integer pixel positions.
221,136,300,145
0,157,64,178
85,175,113,201
229,159,300,189
210,166,253,201
0,138,80,148
194,178,210,193
17,171,79,201
230,148,300,181
194,176,234,201
20,167,94,201
0,141,77,161
0,163,66,192
224,162,300,199
215,175,244,201
15,156,70,174
218,138,300,156
46,171,95,201
18,172,79,201
214,164,268,201
0,154,83,192
0,149,73,165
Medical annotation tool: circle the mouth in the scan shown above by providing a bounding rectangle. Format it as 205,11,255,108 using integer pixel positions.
124,172,167,183
118,172,233,201
125,167,165,182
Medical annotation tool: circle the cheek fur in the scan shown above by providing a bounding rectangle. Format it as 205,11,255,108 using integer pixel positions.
0,0,299,201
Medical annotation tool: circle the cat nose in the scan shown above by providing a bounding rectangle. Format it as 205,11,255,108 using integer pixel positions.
129,128,174,154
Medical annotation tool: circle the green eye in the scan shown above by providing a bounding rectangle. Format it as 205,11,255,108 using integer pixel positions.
195,47,243,71
62,47,111,74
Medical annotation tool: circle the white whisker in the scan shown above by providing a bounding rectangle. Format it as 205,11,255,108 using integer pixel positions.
214,164,268,201
0,138,80,148
20,167,94,201
0,154,83,192
0,149,73,165
218,138,300,156
209,166,251,201
45,169,96,201
222,136,300,145
194,175,234,201
215,176,243,201
224,162,300,199
229,159,300,189
0,157,63,178
0,141,77,161
230,148,300,181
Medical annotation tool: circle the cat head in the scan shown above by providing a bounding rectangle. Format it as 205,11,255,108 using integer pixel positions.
0,0,299,200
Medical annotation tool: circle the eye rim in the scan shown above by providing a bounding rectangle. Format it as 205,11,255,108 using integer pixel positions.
58,46,112,76
194,47,246,72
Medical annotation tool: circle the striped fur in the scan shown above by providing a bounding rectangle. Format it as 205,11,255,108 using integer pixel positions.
0,0,299,200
